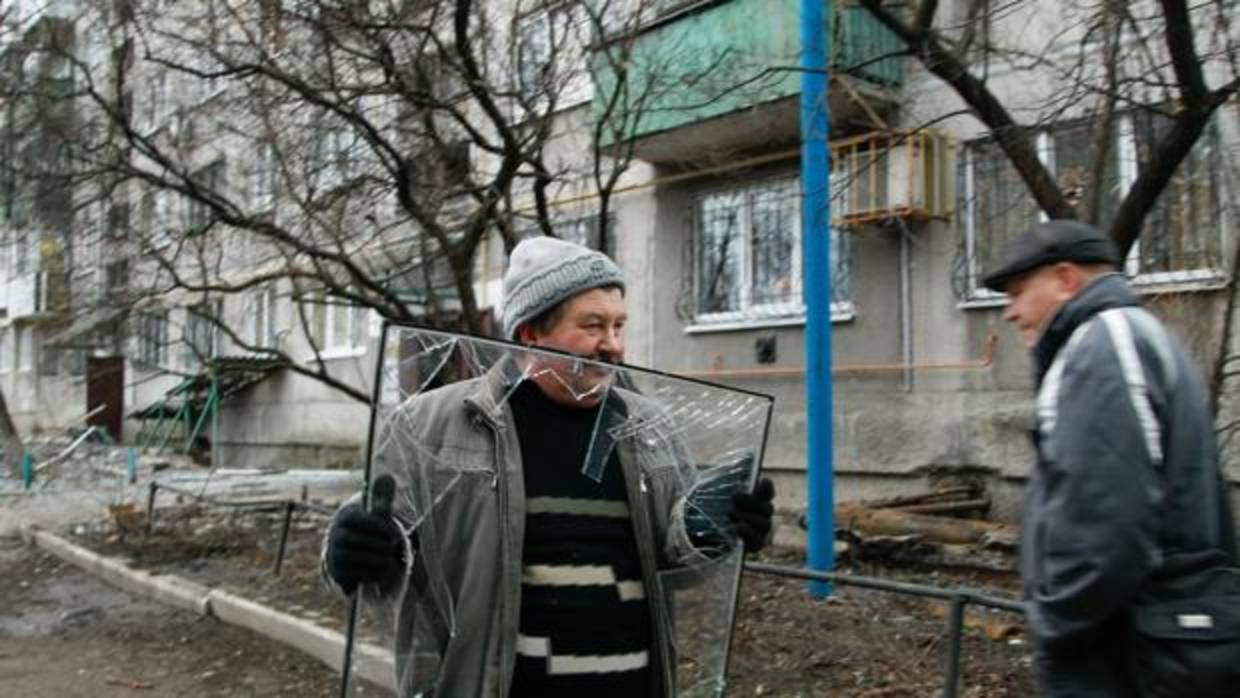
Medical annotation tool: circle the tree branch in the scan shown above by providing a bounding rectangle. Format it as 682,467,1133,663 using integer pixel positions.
856,0,1074,220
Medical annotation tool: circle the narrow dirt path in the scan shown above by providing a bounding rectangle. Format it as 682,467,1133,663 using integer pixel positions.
0,535,340,697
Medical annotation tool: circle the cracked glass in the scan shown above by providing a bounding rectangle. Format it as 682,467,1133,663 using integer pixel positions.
342,324,774,698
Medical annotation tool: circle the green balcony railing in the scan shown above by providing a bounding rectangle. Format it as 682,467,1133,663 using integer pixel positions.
593,0,903,145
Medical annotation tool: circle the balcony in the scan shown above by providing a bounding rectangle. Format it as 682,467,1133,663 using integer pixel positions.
592,0,903,162
3,269,69,320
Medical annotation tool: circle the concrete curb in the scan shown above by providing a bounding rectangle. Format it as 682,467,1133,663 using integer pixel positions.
207,589,395,690
22,526,212,615
20,525,396,693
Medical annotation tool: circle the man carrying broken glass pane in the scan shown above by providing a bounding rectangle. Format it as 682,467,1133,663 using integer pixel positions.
323,236,776,697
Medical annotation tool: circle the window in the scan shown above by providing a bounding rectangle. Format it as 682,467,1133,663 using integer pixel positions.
39,341,60,376
960,110,1225,298
551,215,604,250
253,143,276,211
68,349,85,377
0,149,27,226
1125,113,1223,281
143,70,173,131
17,325,33,372
188,160,225,233
516,11,554,103
142,189,177,247
107,197,131,239
137,312,169,368
318,292,367,354
10,230,31,275
520,213,612,254
105,258,129,296
250,286,276,348
693,177,852,326
183,302,221,369
314,122,360,191
515,6,591,108
959,137,1040,299
0,232,9,277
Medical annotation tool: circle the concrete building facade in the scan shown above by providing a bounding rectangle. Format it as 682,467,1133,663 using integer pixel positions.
2,0,1236,522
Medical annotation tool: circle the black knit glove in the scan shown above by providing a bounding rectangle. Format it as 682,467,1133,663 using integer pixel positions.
731,478,775,553
325,503,405,595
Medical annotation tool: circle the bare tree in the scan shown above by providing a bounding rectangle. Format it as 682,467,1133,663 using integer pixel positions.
23,0,672,405
0,6,80,469
856,0,1238,257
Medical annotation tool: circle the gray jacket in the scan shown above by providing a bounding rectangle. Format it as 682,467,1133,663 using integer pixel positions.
1023,273,1237,650
334,360,703,697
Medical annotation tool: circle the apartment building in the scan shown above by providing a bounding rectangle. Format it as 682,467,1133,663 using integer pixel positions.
1,0,1235,519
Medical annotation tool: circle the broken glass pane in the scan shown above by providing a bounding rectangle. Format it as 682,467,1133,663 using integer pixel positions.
341,324,774,698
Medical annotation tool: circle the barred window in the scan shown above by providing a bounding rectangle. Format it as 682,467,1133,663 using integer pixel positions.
958,111,1224,299
694,177,852,326
959,137,1041,299
1126,113,1223,281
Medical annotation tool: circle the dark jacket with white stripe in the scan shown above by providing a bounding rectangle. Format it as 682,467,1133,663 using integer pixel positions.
1024,273,1237,649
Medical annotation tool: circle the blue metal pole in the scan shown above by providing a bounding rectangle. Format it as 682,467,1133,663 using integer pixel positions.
127,447,138,484
801,0,834,597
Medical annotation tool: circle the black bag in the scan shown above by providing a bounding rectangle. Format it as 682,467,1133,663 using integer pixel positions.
1125,551,1240,698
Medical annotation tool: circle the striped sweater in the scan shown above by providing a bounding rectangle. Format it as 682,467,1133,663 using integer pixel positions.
507,380,652,697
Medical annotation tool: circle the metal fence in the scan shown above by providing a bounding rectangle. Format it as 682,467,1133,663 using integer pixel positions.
745,561,1026,698
136,482,1028,697
143,480,335,576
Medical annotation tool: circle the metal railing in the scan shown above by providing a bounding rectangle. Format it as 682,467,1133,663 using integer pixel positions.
144,480,335,576
744,561,1026,698
137,481,1026,696
133,374,219,455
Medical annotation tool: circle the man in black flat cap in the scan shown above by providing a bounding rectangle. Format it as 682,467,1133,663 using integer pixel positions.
985,220,1237,697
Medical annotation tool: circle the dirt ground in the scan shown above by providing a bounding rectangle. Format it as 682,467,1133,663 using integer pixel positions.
41,505,1035,697
0,535,339,698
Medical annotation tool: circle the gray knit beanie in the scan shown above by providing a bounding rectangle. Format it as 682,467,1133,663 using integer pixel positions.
501,236,625,339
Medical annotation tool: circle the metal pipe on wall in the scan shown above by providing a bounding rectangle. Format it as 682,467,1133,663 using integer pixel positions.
898,218,914,392
674,332,998,379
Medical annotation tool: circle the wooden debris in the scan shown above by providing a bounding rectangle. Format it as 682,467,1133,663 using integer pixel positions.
852,485,981,511
835,502,1017,547
107,503,145,538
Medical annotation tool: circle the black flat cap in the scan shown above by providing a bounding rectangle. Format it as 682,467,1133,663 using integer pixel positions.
982,220,1120,292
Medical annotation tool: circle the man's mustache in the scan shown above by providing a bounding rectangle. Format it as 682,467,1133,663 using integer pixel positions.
536,346,620,366
526,343,621,374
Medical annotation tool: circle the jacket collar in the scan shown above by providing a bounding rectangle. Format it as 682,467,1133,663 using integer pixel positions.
1033,272,1140,382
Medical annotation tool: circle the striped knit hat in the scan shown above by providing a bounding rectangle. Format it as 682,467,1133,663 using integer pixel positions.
501,236,625,340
